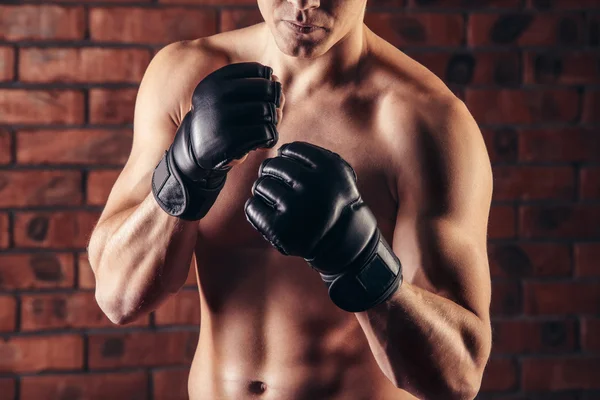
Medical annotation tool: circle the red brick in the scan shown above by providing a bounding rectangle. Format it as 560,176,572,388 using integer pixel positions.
154,289,199,326
409,0,520,7
492,319,576,354
480,358,518,392
488,243,571,278
465,89,579,125
0,5,84,41
582,318,600,353
0,47,14,81
575,243,600,277
488,206,516,239
527,0,600,9
467,51,521,85
491,281,521,316
519,128,600,163
581,167,600,200
20,48,150,84
0,334,83,373
522,357,600,390
88,331,198,369
520,205,600,239
0,90,84,125
482,128,518,163
153,368,189,400
524,282,600,315
468,13,583,46
21,292,148,331
89,89,137,124
0,213,9,248
365,13,464,47
0,253,75,290
0,296,16,332
590,15,600,47
21,372,148,400
90,7,217,44
17,130,132,165
220,9,264,32
13,211,100,249
0,171,82,208
0,129,11,164
582,89,600,123
78,253,95,289
0,379,15,400
87,170,121,206
492,166,574,201
525,51,600,84
408,51,520,86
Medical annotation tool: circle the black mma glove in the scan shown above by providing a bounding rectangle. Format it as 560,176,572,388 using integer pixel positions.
244,141,402,312
152,62,282,220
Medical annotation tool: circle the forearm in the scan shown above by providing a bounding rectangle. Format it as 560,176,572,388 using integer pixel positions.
89,192,198,324
355,282,491,400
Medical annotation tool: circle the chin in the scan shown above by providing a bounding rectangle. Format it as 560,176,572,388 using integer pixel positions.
274,36,329,59
271,22,333,59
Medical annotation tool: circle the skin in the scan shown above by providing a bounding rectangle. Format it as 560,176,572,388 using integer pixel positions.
88,0,493,399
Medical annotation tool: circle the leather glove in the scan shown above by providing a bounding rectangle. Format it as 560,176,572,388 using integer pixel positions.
153,62,282,220
245,141,402,312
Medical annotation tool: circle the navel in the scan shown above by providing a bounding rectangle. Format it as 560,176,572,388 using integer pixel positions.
248,380,268,395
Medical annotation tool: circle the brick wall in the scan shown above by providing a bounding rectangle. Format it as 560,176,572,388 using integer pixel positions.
0,0,598,399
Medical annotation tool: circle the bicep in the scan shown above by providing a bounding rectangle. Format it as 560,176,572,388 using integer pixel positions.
392,100,492,321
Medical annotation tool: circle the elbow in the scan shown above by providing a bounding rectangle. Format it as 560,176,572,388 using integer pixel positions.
439,356,487,400
403,374,481,400
393,356,486,400
89,235,140,326
95,288,139,326
444,376,481,400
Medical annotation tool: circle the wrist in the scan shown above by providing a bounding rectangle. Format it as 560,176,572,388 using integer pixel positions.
317,230,403,313
152,147,227,221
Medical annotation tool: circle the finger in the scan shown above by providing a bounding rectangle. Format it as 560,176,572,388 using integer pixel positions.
212,124,278,168
205,62,273,81
278,141,357,180
251,175,293,210
258,156,311,187
219,101,278,128
278,141,329,168
244,196,276,233
221,78,282,106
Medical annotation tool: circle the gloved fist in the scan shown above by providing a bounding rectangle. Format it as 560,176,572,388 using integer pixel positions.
245,142,402,312
153,62,282,221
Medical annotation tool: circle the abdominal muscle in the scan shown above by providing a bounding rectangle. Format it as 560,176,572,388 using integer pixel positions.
186,245,412,400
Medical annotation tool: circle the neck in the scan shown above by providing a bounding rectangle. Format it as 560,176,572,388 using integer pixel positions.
259,22,370,99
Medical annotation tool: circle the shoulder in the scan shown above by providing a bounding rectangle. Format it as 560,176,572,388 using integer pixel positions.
141,24,267,123
364,29,471,139
138,38,232,124
364,31,491,207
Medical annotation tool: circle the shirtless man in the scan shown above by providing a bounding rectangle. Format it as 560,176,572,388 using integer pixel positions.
88,1,493,399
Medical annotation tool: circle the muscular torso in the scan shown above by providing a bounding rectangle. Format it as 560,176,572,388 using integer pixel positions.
182,24,427,400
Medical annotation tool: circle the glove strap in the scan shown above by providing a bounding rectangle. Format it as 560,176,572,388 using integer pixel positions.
320,231,402,312
151,148,226,221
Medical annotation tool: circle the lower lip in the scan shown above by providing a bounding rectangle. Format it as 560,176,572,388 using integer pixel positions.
284,21,322,35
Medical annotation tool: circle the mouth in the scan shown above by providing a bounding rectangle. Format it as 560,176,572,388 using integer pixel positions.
283,21,324,34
